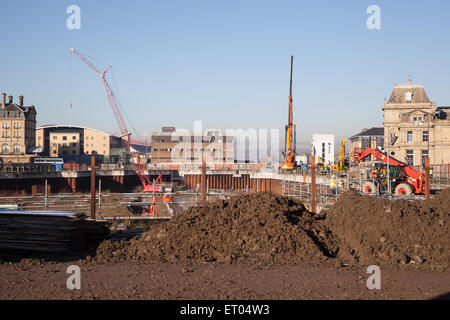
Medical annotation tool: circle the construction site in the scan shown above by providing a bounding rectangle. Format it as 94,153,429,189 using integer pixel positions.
0,48,449,302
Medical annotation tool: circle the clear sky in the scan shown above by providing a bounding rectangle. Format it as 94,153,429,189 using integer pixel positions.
1,0,450,150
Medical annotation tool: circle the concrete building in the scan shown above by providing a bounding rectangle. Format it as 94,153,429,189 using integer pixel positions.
151,126,235,164
311,134,334,164
383,78,450,166
36,125,124,161
349,127,384,162
0,93,37,163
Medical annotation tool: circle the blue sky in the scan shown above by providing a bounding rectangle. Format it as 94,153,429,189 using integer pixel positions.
1,0,450,150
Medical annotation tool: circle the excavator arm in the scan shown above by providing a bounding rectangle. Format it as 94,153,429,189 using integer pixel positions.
356,148,425,194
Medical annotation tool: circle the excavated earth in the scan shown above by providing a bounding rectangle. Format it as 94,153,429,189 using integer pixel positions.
0,189,449,300
93,193,338,266
93,191,449,270
326,188,450,269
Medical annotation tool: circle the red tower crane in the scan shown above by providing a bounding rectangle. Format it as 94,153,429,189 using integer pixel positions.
70,48,154,192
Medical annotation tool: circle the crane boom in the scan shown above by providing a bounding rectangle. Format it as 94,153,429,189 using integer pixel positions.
71,48,153,191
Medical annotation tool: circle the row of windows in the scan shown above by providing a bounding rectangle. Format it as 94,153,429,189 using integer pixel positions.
53,135,77,140
406,131,428,143
2,131,21,138
1,144,21,154
53,143,77,147
405,149,429,166
85,144,106,147
52,135,107,141
2,122,22,129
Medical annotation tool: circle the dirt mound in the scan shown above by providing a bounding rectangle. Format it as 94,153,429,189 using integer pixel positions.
326,189,450,269
94,193,337,265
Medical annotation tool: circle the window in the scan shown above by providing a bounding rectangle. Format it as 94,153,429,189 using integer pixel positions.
53,143,57,147
71,143,76,147
72,136,76,140
413,117,418,126
2,144,9,154
422,150,429,166
62,136,67,141
406,150,414,166
321,143,325,160
422,131,429,142
63,143,67,146
53,136,57,140
407,131,413,143
13,144,20,154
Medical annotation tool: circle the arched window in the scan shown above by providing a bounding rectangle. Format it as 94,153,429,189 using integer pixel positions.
13,144,21,154
2,144,10,154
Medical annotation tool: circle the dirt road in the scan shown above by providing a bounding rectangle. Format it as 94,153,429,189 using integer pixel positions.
0,260,448,300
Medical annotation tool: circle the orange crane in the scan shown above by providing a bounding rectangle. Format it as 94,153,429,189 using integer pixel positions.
281,56,296,171
356,147,425,195
70,48,154,192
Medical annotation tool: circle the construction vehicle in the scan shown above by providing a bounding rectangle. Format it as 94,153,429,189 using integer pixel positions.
332,138,349,173
316,156,330,175
356,147,425,196
281,56,297,171
71,48,158,193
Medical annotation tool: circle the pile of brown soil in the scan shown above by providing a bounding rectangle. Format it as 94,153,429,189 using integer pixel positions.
94,193,338,265
326,189,450,269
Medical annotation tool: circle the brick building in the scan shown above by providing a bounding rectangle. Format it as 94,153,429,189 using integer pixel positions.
151,127,235,164
36,125,124,160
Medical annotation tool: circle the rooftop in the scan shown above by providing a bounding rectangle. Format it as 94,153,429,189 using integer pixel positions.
387,77,431,104
350,127,384,139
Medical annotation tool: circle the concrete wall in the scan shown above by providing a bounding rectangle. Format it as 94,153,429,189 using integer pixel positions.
311,134,334,164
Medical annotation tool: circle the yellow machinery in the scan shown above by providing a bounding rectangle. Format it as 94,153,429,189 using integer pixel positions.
332,138,348,173
281,56,296,171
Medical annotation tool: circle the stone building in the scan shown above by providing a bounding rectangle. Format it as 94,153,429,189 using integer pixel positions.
0,93,37,163
383,78,450,166
349,127,384,162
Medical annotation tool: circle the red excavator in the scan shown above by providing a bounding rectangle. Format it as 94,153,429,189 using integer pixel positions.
355,148,425,196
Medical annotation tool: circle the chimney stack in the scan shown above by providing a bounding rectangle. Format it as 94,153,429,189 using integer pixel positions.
19,95,23,106
1,93,5,108
8,96,13,104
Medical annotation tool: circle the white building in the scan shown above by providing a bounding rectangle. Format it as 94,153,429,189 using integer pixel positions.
311,134,335,165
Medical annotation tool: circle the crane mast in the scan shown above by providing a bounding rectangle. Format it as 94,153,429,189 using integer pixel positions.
70,48,153,191
281,56,296,170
